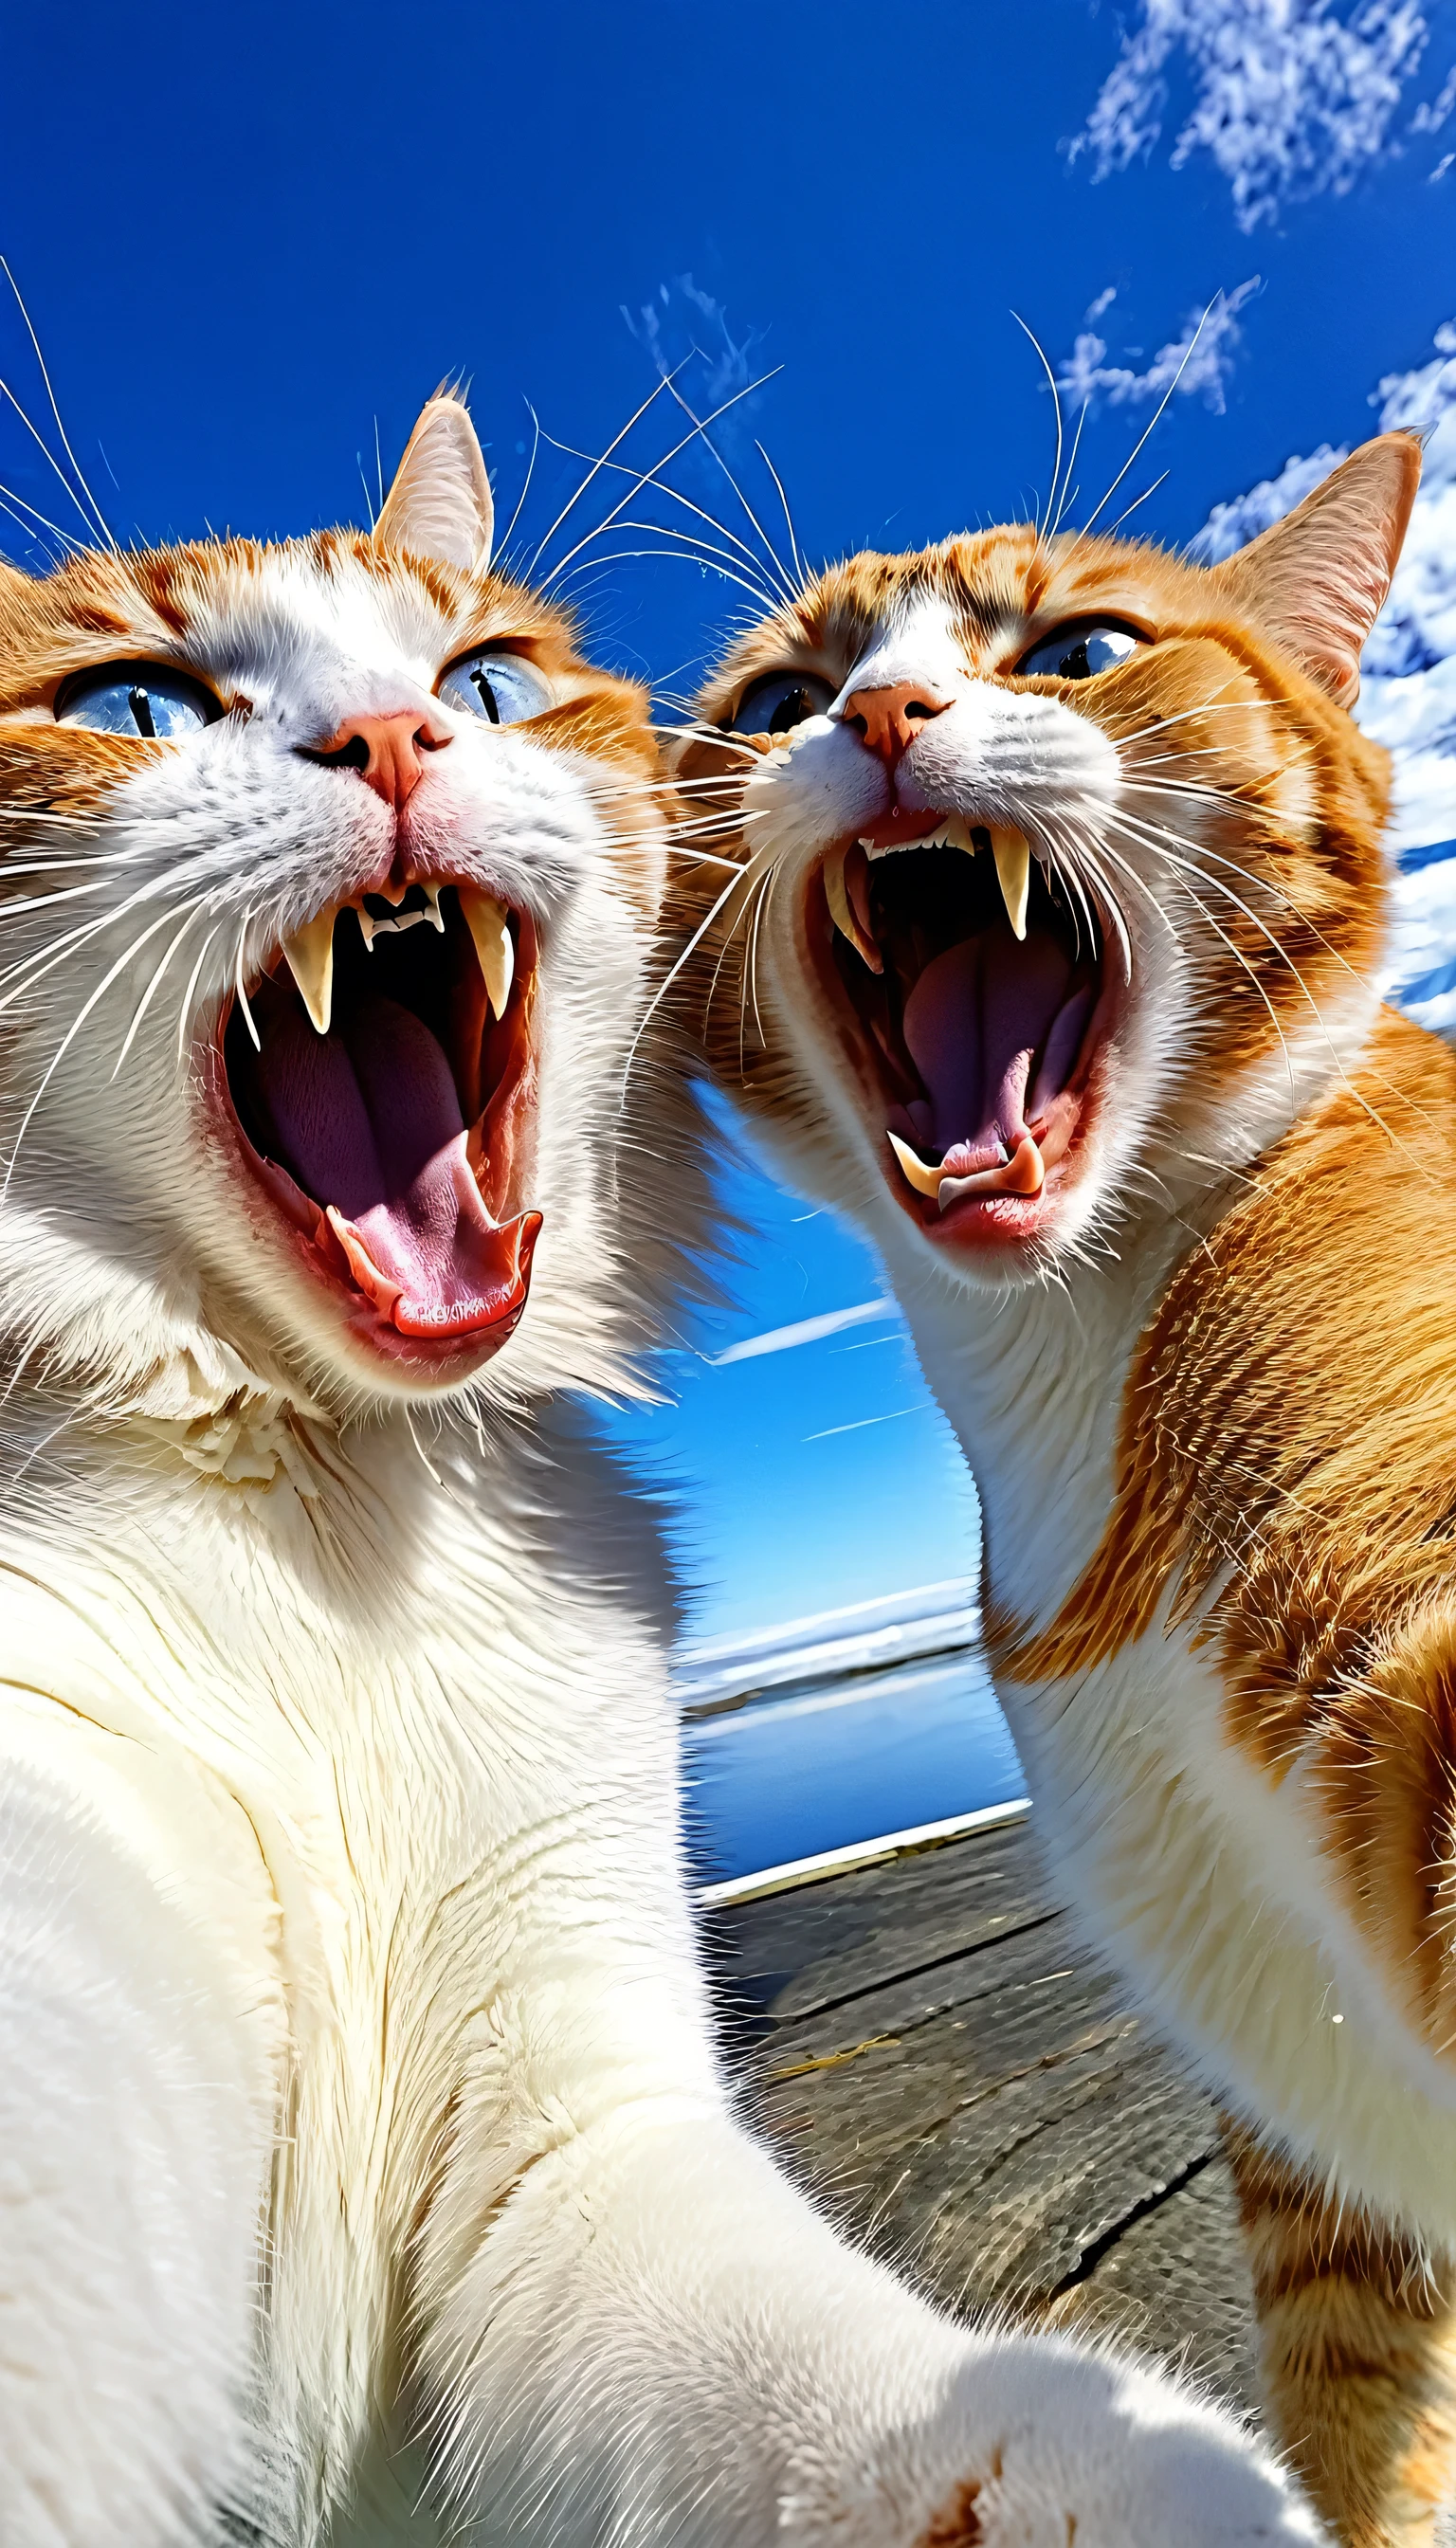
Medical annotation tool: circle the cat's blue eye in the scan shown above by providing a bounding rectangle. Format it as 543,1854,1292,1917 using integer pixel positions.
1017,622,1148,682
439,649,554,726
54,661,222,738
730,671,835,737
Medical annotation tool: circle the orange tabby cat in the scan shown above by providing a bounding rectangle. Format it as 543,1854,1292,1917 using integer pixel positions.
675,434,1456,2547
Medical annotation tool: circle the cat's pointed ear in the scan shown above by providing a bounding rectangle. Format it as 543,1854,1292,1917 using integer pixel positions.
373,393,494,576
1210,432,1420,708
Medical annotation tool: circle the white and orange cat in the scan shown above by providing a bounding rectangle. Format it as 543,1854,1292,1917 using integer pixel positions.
0,390,1318,2547
680,433,1456,2548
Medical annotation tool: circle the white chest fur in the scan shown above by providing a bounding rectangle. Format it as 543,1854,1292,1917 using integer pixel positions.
0,1399,693,2527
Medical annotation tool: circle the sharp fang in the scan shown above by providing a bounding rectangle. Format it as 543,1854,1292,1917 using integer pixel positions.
938,814,975,854
887,1130,944,1199
990,827,1031,940
461,888,515,1017
282,908,336,1034
424,883,446,932
937,1134,1046,1210
824,848,883,973
356,904,376,950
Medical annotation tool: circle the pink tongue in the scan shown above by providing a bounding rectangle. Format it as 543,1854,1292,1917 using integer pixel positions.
254,997,508,1322
901,922,1077,1157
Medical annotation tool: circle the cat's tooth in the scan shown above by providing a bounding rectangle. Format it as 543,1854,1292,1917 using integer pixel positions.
937,1135,1046,1210
282,909,336,1034
990,827,1031,940
863,816,974,859
887,1130,944,1199
824,848,882,974
355,904,377,951
461,888,515,1017
864,832,935,860
424,883,446,932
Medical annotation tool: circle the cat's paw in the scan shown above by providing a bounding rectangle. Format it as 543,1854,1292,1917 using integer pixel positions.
911,2339,1324,2546
784,2334,1324,2545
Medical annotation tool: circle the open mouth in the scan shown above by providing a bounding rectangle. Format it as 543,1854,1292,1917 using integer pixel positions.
219,878,540,1359
813,820,1111,1241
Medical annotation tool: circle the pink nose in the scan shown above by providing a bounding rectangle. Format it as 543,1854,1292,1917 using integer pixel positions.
305,708,452,811
841,682,950,768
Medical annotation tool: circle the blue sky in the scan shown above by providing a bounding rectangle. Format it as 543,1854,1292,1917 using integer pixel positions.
4,0,1455,1645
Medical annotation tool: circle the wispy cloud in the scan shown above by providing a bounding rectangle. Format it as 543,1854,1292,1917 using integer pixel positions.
1191,314,1456,676
1188,440,1349,560
622,275,762,423
803,1407,918,1443
1056,279,1260,414
1071,0,1446,231
711,1298,893,1366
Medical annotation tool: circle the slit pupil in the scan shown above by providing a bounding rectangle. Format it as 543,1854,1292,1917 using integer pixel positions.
768,688,810,733
469,669,501,724
129,685,156,740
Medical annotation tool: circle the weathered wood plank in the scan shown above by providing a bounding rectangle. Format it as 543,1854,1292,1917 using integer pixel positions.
704,1818,1261,2417
705,1817,1055,2025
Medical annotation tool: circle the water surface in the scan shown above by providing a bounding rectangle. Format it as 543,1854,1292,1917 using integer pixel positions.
682,1642,1024,1884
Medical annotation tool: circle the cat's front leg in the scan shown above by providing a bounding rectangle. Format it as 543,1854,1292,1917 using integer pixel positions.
1225,2118,1456,2548
414,1865,1323,2544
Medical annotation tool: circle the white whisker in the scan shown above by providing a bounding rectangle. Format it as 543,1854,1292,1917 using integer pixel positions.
1049,401,1089,542
4,900,201,1198
535,431,788,601
755,441,806,588
540,369,782,596
527,368,682,576
233,908,261,1052
175,923,225,1062
0,260,118,553
651,369,796,605
618,849,770,1109
495,403,542,568
1064,297,1216,552
1011,311,1065,542
111,904,203,1080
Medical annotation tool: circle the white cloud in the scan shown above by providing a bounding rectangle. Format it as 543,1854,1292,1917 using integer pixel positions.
1072,0,1443,231
1192,316,1456,1025
1410,53,1456,123
1189,439,1351,562
710,1298,892,1365
1056,279,1260,414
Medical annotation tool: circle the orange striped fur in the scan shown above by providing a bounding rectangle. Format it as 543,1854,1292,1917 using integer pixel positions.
1224,2120,1456,2548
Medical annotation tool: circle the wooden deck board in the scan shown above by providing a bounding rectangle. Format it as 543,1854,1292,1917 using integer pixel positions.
703,1815,1261,2418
